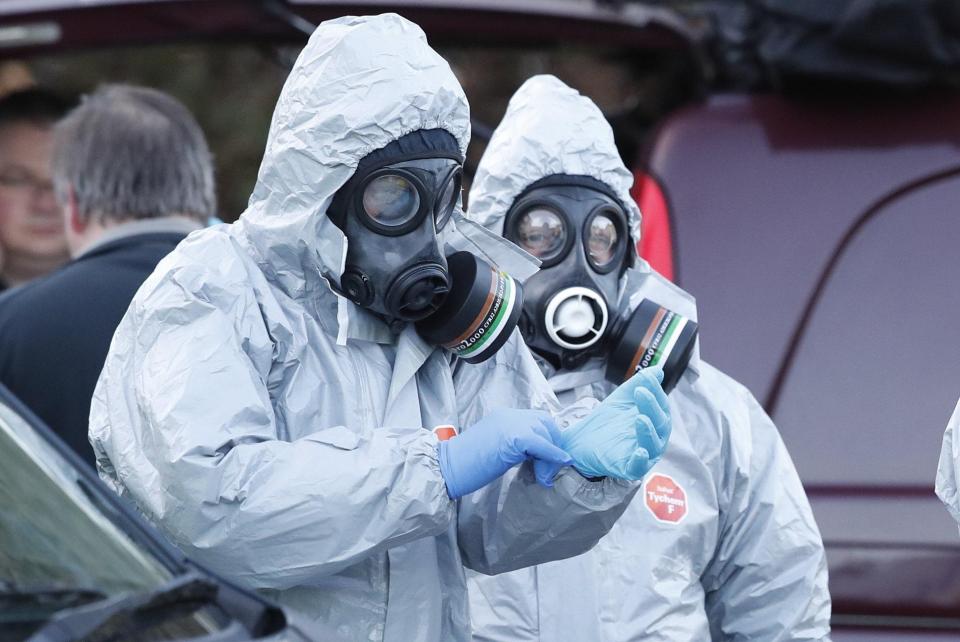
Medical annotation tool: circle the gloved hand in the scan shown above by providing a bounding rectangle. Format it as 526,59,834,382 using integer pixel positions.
438,409,574,500
560,368,672,480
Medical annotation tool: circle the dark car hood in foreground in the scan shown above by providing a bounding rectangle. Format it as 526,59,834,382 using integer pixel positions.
0,384,316,640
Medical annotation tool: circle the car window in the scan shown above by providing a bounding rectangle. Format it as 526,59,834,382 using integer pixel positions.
653,95,960,401
774,174,960,487
0,400,220,638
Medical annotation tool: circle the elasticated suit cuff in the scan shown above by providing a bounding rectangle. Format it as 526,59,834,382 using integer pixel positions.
437,439,460,500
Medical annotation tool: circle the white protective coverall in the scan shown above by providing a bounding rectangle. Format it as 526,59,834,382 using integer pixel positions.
465,75,832,641
88,21,641,642
936,399,960,526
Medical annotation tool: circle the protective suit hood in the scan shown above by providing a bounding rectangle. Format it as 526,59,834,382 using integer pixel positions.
236,13,534,341
467,74,642,252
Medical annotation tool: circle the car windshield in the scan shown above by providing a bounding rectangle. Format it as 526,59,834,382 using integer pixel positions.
0,399,220,639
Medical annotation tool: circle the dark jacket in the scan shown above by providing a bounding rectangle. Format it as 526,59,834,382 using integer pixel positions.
0,223,196,466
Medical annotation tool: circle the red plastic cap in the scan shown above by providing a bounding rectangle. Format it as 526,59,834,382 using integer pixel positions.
433,425,458,441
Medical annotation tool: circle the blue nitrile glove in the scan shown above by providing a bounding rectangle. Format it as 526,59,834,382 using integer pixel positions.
437,409,574,500
560,367,672,480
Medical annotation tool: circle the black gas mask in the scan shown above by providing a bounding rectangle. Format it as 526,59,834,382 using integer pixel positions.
329,130,523,363
505,175,697,392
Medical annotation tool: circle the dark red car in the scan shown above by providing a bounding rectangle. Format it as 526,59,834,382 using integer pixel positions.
642,91,960,636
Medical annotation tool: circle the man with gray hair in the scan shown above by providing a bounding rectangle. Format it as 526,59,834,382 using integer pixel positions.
0,84,214,465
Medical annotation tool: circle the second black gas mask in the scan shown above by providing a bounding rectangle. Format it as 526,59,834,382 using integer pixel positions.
505,175,696,391
329,130,523,363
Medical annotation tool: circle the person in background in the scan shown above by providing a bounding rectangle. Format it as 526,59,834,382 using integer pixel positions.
0,88,73,290
0,84,213,465
466,75,831,641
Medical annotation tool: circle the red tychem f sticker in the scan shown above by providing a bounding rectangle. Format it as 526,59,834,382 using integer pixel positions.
644,473,687,524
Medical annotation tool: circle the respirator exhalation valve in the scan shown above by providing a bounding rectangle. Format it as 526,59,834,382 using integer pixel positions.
543,286,608,351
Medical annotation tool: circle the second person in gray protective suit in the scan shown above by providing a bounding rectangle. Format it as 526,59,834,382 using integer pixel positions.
466,75,832,641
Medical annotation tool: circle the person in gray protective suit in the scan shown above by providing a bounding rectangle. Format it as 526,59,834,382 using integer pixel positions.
937,399,960,527
465,75,832,641
88,17,674,642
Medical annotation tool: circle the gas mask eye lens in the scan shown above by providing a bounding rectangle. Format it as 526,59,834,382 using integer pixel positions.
434,167,461,230
516,207,566,260
586,212,619,267
362,174,420,226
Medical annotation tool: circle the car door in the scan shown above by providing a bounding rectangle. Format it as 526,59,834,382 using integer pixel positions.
770,171,960,632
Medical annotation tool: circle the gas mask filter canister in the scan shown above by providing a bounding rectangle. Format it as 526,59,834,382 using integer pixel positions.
605,299,699,393
415,251,524,364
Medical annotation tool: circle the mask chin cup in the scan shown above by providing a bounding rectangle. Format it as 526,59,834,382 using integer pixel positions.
386,263,450,321
415,251,523,364
605,299,699,394
543,287,609,351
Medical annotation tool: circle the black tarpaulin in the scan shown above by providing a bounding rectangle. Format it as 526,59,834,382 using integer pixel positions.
702,0,960,89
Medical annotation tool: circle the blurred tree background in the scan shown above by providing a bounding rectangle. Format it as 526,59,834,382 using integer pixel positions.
2,40,697,221
18,45,286,221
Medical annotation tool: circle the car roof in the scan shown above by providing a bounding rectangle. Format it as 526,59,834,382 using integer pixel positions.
0,0,699,57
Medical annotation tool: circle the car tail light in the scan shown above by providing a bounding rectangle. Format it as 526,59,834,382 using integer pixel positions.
631,171,675,282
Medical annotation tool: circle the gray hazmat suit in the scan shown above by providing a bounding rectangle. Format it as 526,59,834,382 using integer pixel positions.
936,399,960,527
88,21,640,642
465,75,832,641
